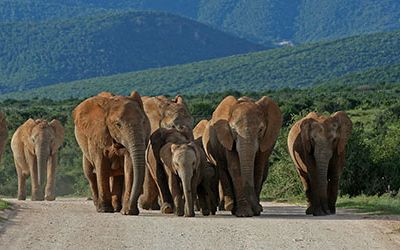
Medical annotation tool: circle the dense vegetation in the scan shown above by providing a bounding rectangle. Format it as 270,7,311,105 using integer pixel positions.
1,83,399,201
3,29,400,100
0,11,263,93
1,0,399,45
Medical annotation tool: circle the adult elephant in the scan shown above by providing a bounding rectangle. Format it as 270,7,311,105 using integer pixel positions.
0,112,7,163
288,112,352,216
139,95,194,211
203,96,282,217
11,119,64,201
73,91,150,215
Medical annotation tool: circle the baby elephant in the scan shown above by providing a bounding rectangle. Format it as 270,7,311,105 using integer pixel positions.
146,128,217,217
288,112,352,216
11,119,64,201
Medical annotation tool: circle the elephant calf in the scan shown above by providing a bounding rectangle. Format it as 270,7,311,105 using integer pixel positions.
146,128,218,217
11,119,64,201
288,112,352,216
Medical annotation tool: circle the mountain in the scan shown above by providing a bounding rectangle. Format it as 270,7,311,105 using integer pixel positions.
1,0,399,45
0,11,264,93
3,30,399,100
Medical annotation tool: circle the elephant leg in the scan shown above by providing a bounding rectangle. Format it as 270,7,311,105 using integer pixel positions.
197,184,209,216
217,163,235,211
16,166,27,200
225,151,253,217
139,167,161,210
155,161,174,213
45,154,57,201
111,175,123,212
298,173,312,215
327,169,340,214
26,152,43,201
252,151,270,215
169,174,183,216
94,155,113,213
83,157,98,207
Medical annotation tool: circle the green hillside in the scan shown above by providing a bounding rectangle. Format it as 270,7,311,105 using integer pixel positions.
0,11,263,93
3,30,399,100
1,0,399,45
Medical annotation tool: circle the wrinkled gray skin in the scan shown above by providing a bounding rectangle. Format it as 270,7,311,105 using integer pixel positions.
11,119,64,201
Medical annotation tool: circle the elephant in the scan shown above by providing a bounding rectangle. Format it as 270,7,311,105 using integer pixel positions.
0,112,7,163
288,111,352,216
139,95,194,210
11,119,64,201
73,91,150,215
202,96,282,217
146,127,217,216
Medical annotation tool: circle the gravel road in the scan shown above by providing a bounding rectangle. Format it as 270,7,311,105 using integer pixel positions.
0,198,399,250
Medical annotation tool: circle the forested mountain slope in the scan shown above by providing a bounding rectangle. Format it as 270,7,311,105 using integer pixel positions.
0,11,263,93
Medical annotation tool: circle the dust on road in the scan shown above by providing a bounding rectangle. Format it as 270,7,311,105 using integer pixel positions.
1,198,399,250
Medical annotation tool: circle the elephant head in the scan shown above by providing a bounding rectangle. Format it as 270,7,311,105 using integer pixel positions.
297,111,352,215
143,95,194,139
24,119,64,198
161,141,201,217
210,96,282,214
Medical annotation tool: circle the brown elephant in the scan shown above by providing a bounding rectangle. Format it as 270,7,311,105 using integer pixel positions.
140,95,194,210
147,127,217,216
0,112,7,163
203,96,282,217
288,112,352,216
11,119,64,201
73,91,150,215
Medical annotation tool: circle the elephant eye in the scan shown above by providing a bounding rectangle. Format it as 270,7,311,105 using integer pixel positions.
115,121,122,128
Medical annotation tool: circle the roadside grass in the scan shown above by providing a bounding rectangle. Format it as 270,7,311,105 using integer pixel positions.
337,194,400,215
0,199,9,210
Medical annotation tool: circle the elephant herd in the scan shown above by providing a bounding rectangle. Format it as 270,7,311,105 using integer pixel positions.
0,90,353,217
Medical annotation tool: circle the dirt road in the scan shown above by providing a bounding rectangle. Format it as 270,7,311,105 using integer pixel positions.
0,198,399,250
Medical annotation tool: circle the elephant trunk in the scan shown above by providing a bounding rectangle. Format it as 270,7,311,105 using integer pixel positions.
181,173,195,217
314,148,332,215
127,142,146,215
36,142,50,199
237,139,257,204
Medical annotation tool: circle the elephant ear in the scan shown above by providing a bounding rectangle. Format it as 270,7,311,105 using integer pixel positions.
332,111,352,155
21,118,37,154
256,96,283,152
193,119,208,140
299,118,314,154
50,119,65,154
213,120,233,151
212,96,237,121
130,91,144,110
174,95,185,105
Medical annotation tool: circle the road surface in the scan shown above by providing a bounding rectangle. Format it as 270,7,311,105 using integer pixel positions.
0,198,399,250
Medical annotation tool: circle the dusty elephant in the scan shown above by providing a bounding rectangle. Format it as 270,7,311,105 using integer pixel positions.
203,96,282,217
73,91,150,215
288,112,352,216
139,95,194,210
0,112,7,163
11,119,64,201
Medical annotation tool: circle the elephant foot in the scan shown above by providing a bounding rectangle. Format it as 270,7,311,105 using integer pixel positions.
252,203,263,216
224,196,234,211
97,203,114,213
45,195,56,201
139,195,159,210
305,206,313,215
234,205,254,217
17,195,26,200
121,206,140,216
329,204,336,214
184,211,195,217
201,208,210,216
31,194,44,201
150,202,160,210
312,207,330,216
161,203,173,214
113,204,122,212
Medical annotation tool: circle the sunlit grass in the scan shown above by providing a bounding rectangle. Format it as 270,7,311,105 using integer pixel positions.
337,194,400,215
0,199,9,210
